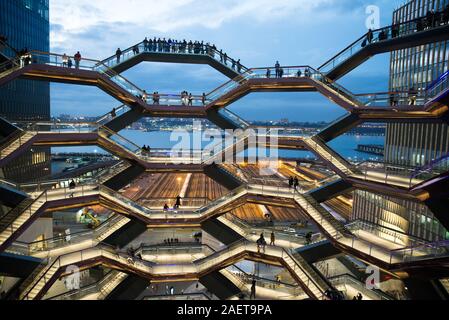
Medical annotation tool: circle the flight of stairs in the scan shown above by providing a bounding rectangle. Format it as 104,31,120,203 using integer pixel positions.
0,196,45,247
304,137,353,176
20,260,59,300
96,215,130,242
0,132,36,161
0,59,21,80
281,251,326,299
295,193,350,238
98,161,132,184
98,272,128,300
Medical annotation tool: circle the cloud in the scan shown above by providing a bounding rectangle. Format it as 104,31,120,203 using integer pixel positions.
50,0,335,32
49,0,343,53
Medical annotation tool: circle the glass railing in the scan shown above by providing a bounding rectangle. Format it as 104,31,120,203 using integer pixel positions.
271,128,312,138
353,160,446,189
145,92,210,107
345,220,428,249
100,126,206,163
0,130,35,160
426,69,449,101
220,214,306,248
140,197,209,208
23,223,443,300
100,41,249,74
319,16,449,74
99,185,155,214
218,108,251,129
317,113,354,135
0,190,47,239
48,270,125,300
0,175,99,194
96,105,131,125
206,63,445,112
96,161,131,184
0,56,20,76
139,243,215,258
329,274,393,300
193,239,326,298
149,148,205,162
22,51,145,99
8,214,123,257
225,265,305,298
125,185,248,220
205,66,365,108
201,128,262,164
143,293,212,301
24,121,100,133
99,126,141,153
305,136,354,175
1,182,100,245
20,243,138,300
101,184,210,219
410,152,449,180
391,239,449,263
329,220,449,265
262,66,363,106
354,91,427,108
19,239,325,298
205,69,254,102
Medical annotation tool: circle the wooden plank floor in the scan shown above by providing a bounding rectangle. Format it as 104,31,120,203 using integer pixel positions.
266,206,310,222
185,173,228,200
231,204,265,222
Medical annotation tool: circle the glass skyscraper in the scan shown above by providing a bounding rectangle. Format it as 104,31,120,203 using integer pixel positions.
0,0,50,182
0,0,50,121
352,0,449,242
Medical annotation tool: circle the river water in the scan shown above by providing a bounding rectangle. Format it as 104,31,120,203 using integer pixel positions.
51,130,385,162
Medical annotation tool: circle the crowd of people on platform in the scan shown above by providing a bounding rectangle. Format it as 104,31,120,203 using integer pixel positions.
112,37,244,72
363,5,449,47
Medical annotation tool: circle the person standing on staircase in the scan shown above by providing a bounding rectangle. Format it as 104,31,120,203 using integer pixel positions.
116,48,122,64
250,279,256,300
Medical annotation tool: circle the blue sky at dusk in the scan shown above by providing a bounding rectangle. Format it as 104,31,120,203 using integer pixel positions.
49,0,407,122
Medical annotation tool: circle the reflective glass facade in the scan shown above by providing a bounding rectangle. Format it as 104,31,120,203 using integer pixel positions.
0,0,50,121
387,0,449,167
0,0,50,182
352,0,449,242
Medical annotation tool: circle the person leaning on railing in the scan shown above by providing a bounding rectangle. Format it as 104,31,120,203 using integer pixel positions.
74,51,81,69
62,53,68,67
